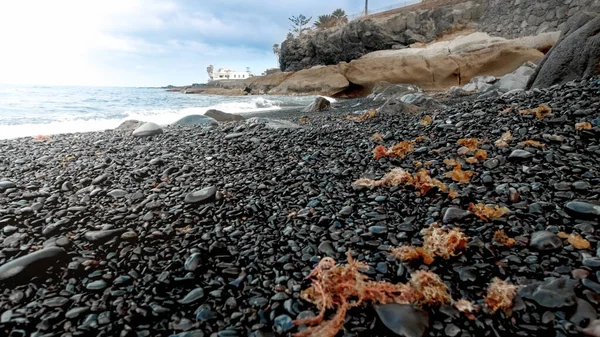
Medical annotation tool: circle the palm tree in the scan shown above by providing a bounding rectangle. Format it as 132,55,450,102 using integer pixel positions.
331,9,348,25
314,14,336,29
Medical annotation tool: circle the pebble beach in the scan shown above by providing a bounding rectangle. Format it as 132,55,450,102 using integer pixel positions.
0,78,599,337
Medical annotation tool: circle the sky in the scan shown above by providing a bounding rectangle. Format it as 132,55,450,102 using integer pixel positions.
0,0,405,87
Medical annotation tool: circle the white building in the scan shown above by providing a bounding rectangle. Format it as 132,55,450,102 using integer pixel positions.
207,65,252,81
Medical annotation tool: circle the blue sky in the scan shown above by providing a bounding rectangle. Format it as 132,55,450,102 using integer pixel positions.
0,0,403,87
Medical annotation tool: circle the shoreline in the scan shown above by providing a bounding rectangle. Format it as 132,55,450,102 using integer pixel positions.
0,79,598,336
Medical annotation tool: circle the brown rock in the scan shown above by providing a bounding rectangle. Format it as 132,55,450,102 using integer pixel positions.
269,65,349,96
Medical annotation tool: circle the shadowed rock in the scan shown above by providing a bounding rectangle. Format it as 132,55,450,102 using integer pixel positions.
0,247,66,285
132,122,163,137
174,115,218,126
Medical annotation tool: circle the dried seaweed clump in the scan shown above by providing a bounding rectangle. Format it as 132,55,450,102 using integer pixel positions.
519,140,546,148
519,104,552,120
353,168,413,189
372,141,414,159
484,278,518,312
419,115,432,126
299,116,309,125
567,233,590,249
493,230,516,247
454,299,480,320
468,203,510,221
392,224,468,264
293,252,422,337
33,135,52,141
409,270,452,306
495,131,512,148
353,168,446,195
444,163,474,183
448,187,460,199
575,122,593,130
457,138,481,152
371,133,384,143
345,109,376,122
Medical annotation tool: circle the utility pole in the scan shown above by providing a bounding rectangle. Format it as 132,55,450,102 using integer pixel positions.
364,0,368,16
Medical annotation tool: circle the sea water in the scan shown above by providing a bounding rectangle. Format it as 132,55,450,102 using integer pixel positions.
0,85,321,139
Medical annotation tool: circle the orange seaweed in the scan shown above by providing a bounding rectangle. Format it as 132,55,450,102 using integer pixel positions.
457,138,480,152
495,131,512,148
445,164,474,183
493,230,516,247
469,203,510,221
392,224,468,264
345,109,377,121
519,140,546,147
419,115,432,126
484,278,518,312
371,133,384,143
519,104,552,120
575,122,593,130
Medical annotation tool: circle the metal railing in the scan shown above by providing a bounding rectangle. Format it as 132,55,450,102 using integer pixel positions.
348,0,423,20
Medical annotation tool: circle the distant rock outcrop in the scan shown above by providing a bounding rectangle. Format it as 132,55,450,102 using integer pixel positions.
527,12,600,89
268,65,350,96
279,1,482,71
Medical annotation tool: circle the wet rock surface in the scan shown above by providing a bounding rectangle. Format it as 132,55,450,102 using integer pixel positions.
0,78,598,336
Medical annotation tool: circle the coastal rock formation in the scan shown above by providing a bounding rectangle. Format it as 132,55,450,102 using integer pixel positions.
269,65,350,96
303,97,331,112
527,12,600,89
204,109,245,122
279,0,482,71
345,33,543,90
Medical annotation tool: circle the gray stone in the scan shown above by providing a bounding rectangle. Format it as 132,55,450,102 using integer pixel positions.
375,304,429,337
518,278,578,308
509,149,534,160
132,122,163,137
245,117,300,130
115,120,144,130
204,109,245,122
0,247,66,285
303,97,331,112
565,201,600,217
173,115,218,126
184,186,217,204
530,231,563,251
0,181,16,191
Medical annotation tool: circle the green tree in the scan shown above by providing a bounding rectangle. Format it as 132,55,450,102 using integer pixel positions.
331,8,348,24
273,43,280,56
289,14,312,35
314,14,335,29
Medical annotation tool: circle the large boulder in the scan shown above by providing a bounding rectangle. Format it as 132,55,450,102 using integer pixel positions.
269,65,349,96
116,120,144,130
345,33,544,91
527,12,600,89
204,109,245,122
495,62,537,92
132,122,163,137
248,72,293,94
303,97,331,112
174,115,218,126
245,117,301,130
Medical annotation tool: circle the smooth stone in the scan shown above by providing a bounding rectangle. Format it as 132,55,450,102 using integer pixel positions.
86,280,107,290
108,189,128,198
0,181,16,190
173,114,217,126
224,132,244,140
318,241,335,256
179,288,205,304
0,247,66,285
509,149,534,160
583,257,600,268
442,208,470,223
483,158,500,169
530,231,562,251
65,307,90,319
273,314,294,333
518,278,578,308
42,296,69,307
115,120,143,130
205,109,245,122
184,186,217,204
92,174,108,185
84,228,126,243
565,201,600,217
375,304,429,337
184,253,202,272
132,122,163,137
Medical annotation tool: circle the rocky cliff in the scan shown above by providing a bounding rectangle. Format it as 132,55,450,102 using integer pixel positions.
279,0,598,72
279,0,482,71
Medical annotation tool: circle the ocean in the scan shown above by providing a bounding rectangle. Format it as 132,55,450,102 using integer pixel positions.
0,85,319,139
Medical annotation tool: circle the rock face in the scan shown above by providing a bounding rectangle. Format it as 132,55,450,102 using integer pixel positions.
268,65,349,96
303,97,331,112
0,247,66,285
173,115,217,126
204,109,245,122
279,1,482,71
132,122,163,137
345,33,543,91
527,12,600,89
